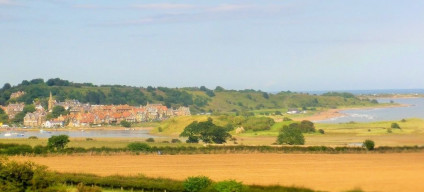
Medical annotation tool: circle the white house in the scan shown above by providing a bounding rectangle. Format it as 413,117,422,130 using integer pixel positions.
43,120,64,128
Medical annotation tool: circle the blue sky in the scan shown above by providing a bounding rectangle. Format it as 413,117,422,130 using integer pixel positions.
1,0,423,91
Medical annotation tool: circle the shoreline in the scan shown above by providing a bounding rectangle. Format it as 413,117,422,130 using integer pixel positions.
0,126,154,132
294,103,409,122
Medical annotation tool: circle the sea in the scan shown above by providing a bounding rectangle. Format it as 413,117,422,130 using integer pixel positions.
318,97,424,123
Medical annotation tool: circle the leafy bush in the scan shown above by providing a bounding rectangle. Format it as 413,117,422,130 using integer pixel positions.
171,139,182,143
120,120,131,128
0,159,55,191
391,122,401,129
276,125,305,145
145,138,155,142
363,140,375,150
47,135,70,151
127,142,151,152
214,180,244,192
33,145,48,155
299,120,316,133
318,129,325,134
242,117,275,131
183,176,212,192
28,136,38,139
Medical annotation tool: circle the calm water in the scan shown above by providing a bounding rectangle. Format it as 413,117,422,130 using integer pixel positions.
0,129,159,139
318,97,424,123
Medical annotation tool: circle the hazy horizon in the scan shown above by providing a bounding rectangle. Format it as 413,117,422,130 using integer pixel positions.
1,0,423,91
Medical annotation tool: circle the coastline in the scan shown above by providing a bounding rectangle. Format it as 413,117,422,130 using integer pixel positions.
294,103,409,122
0,126,154,132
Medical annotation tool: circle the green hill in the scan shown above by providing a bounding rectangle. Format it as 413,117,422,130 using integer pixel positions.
1,78,379,114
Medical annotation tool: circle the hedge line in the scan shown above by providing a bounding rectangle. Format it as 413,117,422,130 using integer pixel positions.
1,143,423,156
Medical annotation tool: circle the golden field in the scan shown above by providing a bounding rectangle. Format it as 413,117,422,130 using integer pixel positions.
13,152,424,192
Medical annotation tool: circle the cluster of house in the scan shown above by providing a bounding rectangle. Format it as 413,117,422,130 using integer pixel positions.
1,92,190,128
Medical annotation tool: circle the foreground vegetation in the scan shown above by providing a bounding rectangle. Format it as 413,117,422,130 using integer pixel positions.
0,158,318,192
0,141,423,156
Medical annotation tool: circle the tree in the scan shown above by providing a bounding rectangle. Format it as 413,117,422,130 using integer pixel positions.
12,104,36,124
363,139,375,150
127,142,151,152
299,120,316,133
120,120,131,128
276,125,305,145
48,106,68,119
0,108,8,123
180,118,231,144
47,135,70,151
391,122,401,129
2,83,11,90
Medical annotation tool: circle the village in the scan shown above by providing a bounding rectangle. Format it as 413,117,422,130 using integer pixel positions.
0,91,190,128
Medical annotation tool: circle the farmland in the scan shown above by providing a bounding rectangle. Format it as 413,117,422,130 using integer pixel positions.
13,152,424,192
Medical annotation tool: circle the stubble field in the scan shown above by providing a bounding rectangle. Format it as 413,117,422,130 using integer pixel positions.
13,152,424,192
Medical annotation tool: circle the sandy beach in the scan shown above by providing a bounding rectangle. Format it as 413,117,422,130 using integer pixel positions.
294,104,409,122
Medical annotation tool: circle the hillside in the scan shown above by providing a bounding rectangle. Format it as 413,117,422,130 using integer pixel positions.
0,78,380,114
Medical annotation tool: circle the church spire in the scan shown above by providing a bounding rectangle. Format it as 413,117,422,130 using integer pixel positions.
48,91,54,112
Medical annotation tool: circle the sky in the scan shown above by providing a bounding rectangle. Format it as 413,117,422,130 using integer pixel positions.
1,0,423,92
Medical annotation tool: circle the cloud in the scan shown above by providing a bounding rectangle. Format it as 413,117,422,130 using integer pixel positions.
132,3,195,10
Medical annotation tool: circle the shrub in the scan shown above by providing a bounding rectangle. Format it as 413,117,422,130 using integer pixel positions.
318,129,325,134
400,119,407,122
171,139,182,143
33,145,48,155
299,120,316,133
28,136,38,139
76,183,102,192
0,159,55,191
127,142,151,152
391,122,401,129
47,135,70,151
120,120,131,128
363,140,375,150
183,176,212,192
387,128,392,133
276,125,305,145
86,138,94,141
214,180,244,192
145,138,155,142
242,117,275,131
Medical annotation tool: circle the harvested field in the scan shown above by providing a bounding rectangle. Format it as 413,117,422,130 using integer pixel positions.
13,153,424,192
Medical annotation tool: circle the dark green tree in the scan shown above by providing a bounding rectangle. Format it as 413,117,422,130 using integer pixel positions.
180,118,231,144
12,104,36,124
47,106,68,119
0,108,8,123
276,125,305,145
2,83,11,90
363,139,375,150
299,120,316,133
47,135,70,151
120,120,131,128
391,122,401,129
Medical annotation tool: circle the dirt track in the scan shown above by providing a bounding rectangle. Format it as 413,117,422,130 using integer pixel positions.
13,153,424,192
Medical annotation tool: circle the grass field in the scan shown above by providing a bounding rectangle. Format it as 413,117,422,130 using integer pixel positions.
13,152,424,192
1,118,423,147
